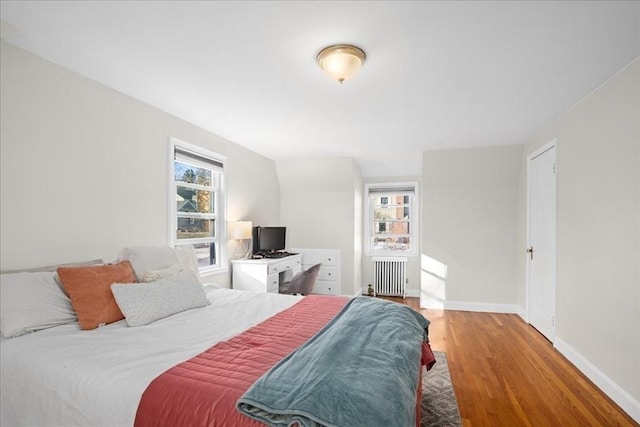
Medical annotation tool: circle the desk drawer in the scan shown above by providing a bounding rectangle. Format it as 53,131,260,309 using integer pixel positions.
312,280,336,295
317,266,337,281
267,274,279,293
267,258,301,275
302,253,338,266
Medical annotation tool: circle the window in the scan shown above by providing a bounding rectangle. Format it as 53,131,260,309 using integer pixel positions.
170,138,226,273
364,182,419,256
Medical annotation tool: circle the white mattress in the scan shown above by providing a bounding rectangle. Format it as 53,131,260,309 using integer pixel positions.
0,287,302,427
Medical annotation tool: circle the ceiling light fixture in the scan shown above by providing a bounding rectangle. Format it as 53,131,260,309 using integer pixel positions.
316,44,366,84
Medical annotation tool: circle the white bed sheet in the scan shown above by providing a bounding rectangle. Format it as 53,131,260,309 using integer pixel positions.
0,287,302,427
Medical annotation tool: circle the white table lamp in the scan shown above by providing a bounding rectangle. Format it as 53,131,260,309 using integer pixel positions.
229,221,252,258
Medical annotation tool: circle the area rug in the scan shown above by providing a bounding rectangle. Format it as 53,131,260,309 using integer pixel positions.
421,351,462,427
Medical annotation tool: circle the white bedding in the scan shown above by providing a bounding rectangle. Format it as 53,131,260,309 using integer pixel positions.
0,287,302,427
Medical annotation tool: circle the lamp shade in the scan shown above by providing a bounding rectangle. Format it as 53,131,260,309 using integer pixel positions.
229,221,252,240
317,44,366,84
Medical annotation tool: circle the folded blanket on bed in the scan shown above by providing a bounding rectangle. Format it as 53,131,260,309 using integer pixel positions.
237,296,430,427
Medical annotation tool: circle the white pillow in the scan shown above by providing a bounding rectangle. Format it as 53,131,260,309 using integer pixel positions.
111,270,209,327
173,245,199,273
142,263,184,282
119,246,180,281
0,271,77,338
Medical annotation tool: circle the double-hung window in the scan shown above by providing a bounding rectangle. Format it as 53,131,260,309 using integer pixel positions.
170,138,226,273
364,182,419,257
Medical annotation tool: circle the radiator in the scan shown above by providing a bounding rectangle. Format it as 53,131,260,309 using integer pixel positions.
372,257,407,297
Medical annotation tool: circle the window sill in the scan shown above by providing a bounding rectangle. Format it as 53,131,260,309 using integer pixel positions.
364,251,419,258
199,266,229,278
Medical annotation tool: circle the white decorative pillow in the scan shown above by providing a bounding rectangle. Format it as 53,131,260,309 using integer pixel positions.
142,263,184,283
173,245,199,273
119,246,180,282
0,271,77,338
111,270,209,327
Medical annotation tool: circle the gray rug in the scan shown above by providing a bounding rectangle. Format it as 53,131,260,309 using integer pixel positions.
421,351,462,427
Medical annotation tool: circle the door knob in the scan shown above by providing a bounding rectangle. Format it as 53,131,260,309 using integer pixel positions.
526,247,534,260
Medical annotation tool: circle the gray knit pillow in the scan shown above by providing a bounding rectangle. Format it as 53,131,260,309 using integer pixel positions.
111,270,209,327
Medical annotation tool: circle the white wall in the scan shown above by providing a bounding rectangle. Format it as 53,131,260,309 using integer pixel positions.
225,142,281,227
421,145,523,310
522,58,640,418
362,176,422,296
276,157,362,296
0,41,280,287
352,165,363,295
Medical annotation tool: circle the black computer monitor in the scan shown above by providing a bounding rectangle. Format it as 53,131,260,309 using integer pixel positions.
254,226,286,253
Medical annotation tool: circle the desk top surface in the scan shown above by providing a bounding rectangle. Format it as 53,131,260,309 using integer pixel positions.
231,253,301,264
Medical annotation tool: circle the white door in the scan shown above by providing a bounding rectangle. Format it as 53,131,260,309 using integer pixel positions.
527,142,557,342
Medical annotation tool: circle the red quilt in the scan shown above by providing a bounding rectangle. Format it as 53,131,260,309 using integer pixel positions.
135,295,435,427
135,296,348,426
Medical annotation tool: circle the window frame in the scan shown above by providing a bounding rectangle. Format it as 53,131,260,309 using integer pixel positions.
169,137,227,275
364,182,419,257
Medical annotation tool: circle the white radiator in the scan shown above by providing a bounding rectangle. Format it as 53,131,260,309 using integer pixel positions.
373,257,407,297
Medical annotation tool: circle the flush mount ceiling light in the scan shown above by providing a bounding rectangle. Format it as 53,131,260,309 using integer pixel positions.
316,44,366,84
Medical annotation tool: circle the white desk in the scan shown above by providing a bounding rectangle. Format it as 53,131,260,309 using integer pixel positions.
291,248,340,295
231,254,302,293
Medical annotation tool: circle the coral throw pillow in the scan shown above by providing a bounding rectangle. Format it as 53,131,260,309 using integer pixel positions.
57,261,137,330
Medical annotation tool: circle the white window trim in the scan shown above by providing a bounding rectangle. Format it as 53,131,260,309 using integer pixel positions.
364,181,420,257
169,137,228,274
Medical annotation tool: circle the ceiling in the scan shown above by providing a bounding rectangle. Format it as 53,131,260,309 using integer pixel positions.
1,1,639,176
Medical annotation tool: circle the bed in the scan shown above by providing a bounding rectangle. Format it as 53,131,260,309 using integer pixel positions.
0,254,435,427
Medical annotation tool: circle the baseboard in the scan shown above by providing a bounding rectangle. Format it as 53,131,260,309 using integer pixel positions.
405,289,420,298
515,305,528,322
554,338,640,423
442,301,520,314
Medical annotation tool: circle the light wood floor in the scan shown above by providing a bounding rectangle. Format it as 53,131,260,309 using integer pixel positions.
387,297,638,427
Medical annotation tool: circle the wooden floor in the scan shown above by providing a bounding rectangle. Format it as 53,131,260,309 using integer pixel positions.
386,297,638,427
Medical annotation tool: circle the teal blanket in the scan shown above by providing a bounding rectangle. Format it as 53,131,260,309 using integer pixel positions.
237,297,430,427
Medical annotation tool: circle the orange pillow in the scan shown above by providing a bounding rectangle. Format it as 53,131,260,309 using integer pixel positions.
57,261,137,330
